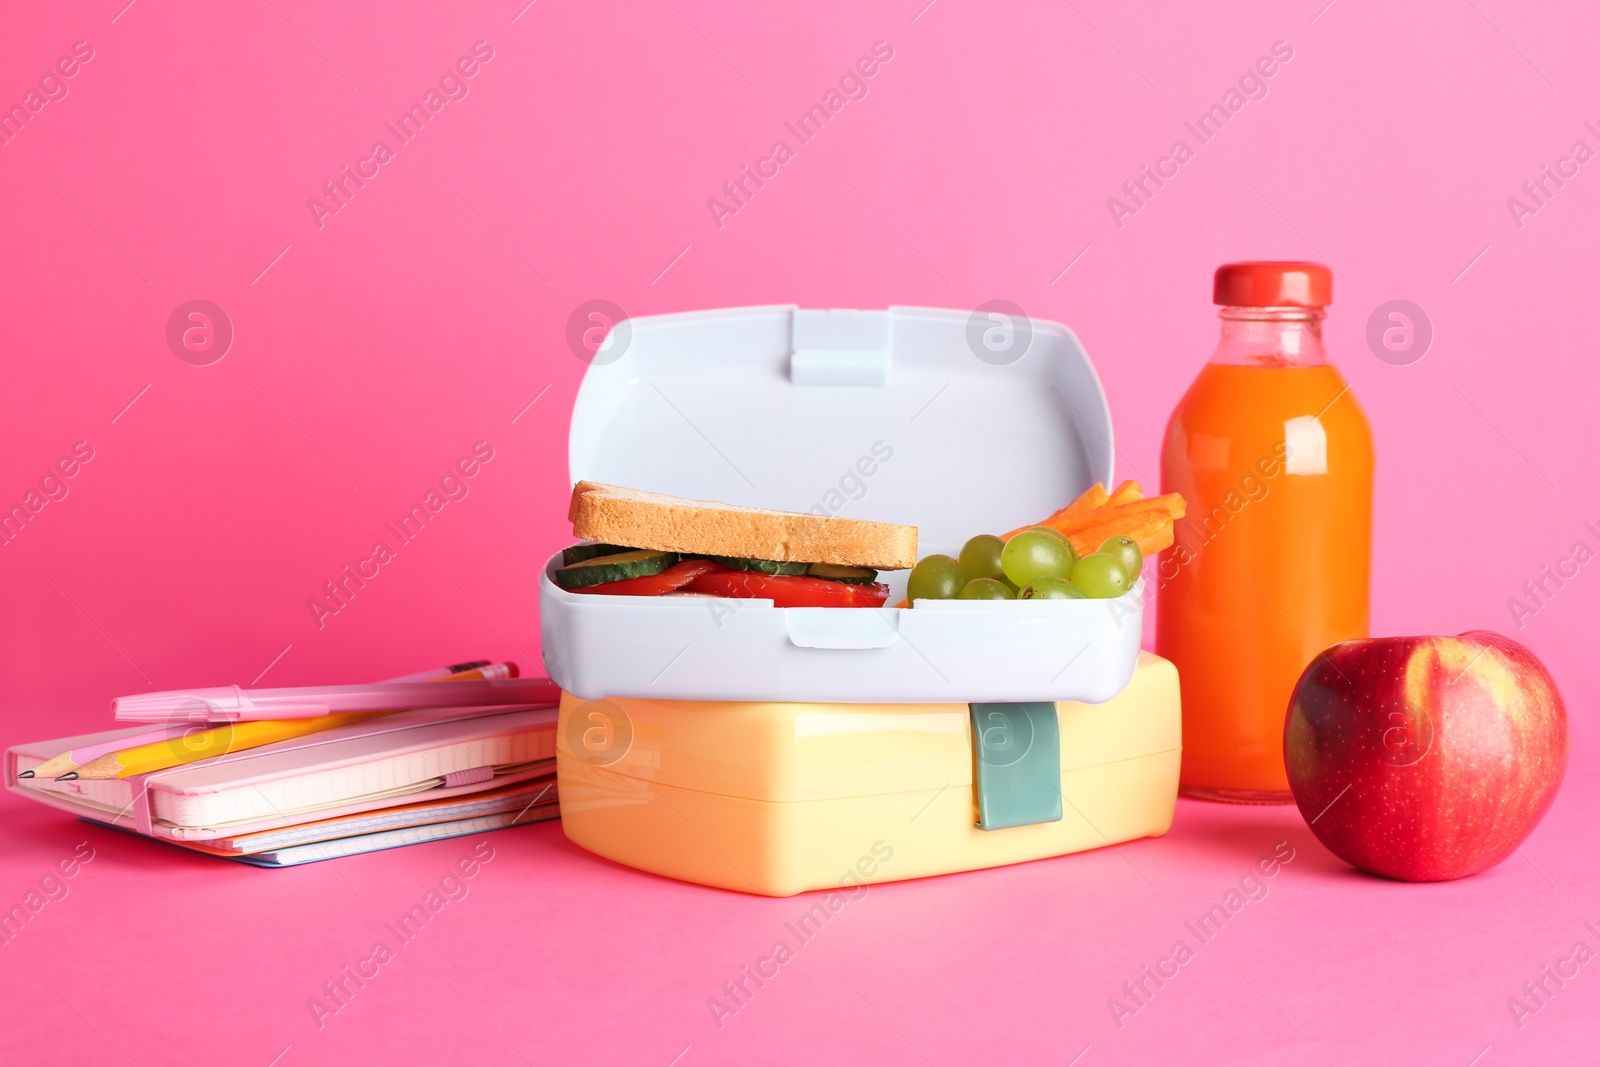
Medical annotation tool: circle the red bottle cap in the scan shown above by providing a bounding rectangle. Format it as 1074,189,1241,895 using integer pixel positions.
1213,262,1332,307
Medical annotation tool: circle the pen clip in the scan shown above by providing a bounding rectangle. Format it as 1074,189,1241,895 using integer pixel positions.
181,689,332,724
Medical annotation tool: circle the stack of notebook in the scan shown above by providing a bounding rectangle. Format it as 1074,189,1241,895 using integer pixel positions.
4,664,562,867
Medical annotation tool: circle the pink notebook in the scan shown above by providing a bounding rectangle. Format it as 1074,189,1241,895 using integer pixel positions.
132,777,561,867
5,706,557,841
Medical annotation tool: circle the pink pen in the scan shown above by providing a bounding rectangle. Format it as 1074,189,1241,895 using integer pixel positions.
112,676,560,723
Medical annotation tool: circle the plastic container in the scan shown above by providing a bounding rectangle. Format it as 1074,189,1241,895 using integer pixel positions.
540,305,1141,704
540,305,1182,894
557,653,1180,896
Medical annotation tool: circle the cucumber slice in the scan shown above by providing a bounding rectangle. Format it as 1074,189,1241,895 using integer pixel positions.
554,549,676,588
561,542,631,566
707,556,811,576
806,563,879,585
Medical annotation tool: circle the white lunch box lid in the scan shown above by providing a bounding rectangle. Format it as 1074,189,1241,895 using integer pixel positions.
566,305,1113,555
541,305,1140,704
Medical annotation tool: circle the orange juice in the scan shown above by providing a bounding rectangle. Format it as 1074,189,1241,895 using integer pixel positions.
1156,264,1373,802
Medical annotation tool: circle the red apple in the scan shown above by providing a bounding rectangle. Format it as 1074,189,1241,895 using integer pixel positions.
1284,630,1566,881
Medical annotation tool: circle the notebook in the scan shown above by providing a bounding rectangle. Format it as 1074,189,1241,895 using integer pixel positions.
7,706,558,841
191,775,558,853
200,807,561,867
108,776,563,866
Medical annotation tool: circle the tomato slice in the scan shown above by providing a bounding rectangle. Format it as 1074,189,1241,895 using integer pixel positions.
683,570,891,608
567,558,725,596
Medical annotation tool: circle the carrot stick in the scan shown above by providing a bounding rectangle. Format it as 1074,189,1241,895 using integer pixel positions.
1066,483,1111,512
1005,495,1185,541
1106,480,1143,507
1065,509,1175,558
1003,484,1107,540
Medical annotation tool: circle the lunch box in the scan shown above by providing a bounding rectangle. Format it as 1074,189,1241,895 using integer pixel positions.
541,305,1181,896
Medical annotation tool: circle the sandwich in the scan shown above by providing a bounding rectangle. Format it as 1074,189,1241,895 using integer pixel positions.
551,482,917,607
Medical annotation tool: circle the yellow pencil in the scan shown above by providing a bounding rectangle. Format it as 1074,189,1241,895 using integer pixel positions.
60,712,388,780
23,724,197,780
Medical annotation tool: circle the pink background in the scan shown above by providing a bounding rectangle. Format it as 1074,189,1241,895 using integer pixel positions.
3,0,1597,1063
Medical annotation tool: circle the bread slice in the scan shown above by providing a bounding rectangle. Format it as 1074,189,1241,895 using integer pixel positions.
567,482,917,570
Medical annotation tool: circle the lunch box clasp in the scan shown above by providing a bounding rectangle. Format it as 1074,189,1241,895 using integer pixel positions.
790,308,891,386
783,607,900,649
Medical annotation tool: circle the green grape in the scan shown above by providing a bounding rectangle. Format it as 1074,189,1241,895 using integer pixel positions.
1098,535,1143,583
1000,529,1076,588
1032,528,1076,570
1019,577,1088,600
957,534,1006,584
996,574,1020,594
1070,553,1130,598
958,578,1015,600
907,554,964,602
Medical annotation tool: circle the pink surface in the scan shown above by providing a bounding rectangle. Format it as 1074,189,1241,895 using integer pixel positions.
1,0,1597,1063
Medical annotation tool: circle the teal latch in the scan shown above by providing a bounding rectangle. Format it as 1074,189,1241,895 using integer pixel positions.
969,702,1063,830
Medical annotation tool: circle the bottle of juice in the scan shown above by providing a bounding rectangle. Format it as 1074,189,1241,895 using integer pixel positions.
1157,262,1373,803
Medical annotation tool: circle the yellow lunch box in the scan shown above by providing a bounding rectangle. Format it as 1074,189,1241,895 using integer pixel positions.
555,653,1180,896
